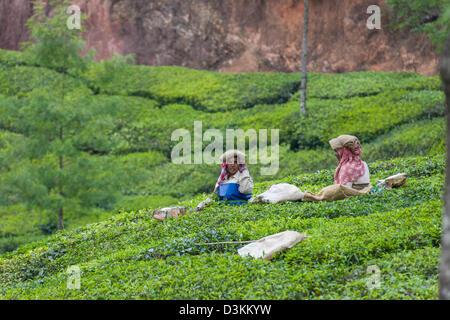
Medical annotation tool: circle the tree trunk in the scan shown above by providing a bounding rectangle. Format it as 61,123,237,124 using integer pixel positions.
58,206,64,230
300,0,309,114
439,35,450,300
58,47,65,230
58,126,64,230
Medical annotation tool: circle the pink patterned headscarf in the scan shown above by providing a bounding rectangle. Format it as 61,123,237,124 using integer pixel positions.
334,144,365,185
216,161,248,188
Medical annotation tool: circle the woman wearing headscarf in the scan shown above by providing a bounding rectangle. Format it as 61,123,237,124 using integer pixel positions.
329,135,370,190
213,150,254,204
195,150,254,211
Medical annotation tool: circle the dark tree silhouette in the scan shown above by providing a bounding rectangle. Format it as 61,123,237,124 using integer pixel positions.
440,35,450,300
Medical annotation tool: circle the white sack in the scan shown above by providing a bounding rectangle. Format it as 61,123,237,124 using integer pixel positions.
237,230,307,260
153,206,186,221
249,183,304,204
376,172,407,189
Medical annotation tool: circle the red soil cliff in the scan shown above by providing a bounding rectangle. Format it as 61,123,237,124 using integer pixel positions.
0,0,440,75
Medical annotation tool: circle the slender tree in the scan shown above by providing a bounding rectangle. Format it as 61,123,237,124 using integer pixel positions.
0,0,125,230
300,0,309,114
440,35,450,299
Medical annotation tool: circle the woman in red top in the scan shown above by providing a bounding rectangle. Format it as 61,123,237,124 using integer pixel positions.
329,135,370,190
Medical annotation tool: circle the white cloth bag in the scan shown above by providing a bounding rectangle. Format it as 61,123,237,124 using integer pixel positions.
237,231,307,260
376,173,407,189
249,183,304,204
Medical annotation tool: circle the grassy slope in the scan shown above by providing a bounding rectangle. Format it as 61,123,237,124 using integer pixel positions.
0,155,444,299
0,48,446,299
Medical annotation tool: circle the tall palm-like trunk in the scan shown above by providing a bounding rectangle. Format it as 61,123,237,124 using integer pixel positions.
300,0,309,114
440,35,450,300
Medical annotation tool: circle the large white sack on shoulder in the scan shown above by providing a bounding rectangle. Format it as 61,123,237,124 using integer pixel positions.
237,231,307,260
258,183,304,204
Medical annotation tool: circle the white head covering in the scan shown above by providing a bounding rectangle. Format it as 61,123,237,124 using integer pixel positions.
219,149,246,164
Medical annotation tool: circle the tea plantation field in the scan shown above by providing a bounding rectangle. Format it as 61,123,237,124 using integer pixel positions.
0,47,446,299
0,155,444,299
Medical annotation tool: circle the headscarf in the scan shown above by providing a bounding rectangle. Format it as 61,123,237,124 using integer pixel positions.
334,143,365,185
215,150,248,188
216,161,248,187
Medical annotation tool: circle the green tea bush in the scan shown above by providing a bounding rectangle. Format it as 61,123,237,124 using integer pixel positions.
0,155,444,299
114,195,179,213
84,62,301,112
0,65,89,97
123,145,444,204
115,151,167,170
290,71,441,100
335,246,439,299
0,204,50,238
0,234,46,256
364,118,445,161
99,87,444,159
0,49,29,67
0,48,446,298
227,88,444,150
290,89,445,149
87,95,161,154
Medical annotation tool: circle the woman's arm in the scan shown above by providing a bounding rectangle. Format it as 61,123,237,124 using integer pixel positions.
238,170,254,194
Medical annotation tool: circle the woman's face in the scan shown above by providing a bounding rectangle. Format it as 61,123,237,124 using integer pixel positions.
226,156,240,176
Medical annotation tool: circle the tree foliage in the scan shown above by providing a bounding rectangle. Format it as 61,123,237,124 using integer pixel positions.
0,0,131,230
385,0,450,52
21,0,94,74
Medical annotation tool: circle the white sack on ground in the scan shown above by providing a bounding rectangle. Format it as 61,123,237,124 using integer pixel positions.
237,230,307,260
376,173,407,189
153,207,187,221
248,183,304,204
